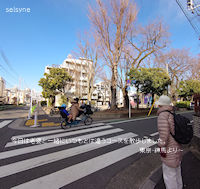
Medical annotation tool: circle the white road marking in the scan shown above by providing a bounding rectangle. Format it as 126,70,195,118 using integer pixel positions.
108,111,193,125
0,132,137,178
12,139,155,189
0,120,13,128
6,124,111,147
0,128,123,160
109,116,157,125
10,123,104,139
150,132,159,137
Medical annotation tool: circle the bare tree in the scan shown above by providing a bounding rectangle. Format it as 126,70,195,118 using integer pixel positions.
125,20,169,69
76,33,103,102
117,20,169,108
118,55,131,108
88,0,138,109
190,55,200,80
155,48,192,100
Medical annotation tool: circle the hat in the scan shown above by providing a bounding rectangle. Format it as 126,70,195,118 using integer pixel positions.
155,95,171,106
74,97,79,102
61,104,66,108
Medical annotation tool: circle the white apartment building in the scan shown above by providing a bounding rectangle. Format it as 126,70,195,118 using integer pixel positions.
45,54,93,105
61,54,93,100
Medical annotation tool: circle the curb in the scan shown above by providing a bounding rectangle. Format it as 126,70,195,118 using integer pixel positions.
139,166,162,189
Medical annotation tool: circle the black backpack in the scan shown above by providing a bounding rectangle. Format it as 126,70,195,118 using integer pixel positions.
85,105,93,115
162,110,193,144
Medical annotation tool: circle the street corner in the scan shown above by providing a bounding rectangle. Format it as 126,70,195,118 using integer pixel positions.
24,119,60,127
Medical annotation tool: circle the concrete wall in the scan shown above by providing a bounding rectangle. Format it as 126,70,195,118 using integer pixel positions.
193,115,200,138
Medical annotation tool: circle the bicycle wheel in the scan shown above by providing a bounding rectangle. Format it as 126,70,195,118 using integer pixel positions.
61,120,69,129
84,116,93,125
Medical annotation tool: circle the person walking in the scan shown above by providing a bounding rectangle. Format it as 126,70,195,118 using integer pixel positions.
156,95,183,189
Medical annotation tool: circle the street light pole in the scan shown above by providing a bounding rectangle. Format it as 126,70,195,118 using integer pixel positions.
128,90,131,118
28,89,32,119
166,63,169,95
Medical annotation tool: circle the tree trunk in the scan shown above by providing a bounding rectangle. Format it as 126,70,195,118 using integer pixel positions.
111,86,117,109
123,86,129,109
110,65,118,109
136,87,139,110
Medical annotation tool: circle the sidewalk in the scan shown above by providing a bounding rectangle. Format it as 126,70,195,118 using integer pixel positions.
106,149,200,189
154,150,200,189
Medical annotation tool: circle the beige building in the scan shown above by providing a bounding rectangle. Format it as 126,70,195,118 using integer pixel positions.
0,77,5,104
4,87,33,105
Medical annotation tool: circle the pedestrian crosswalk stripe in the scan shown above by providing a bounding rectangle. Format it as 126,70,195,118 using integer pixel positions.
10,123,104,139
150,132,159,137
0,120,13,128
0,128,123,160
0,132,137,178
6,124,112,148
11,139,155,189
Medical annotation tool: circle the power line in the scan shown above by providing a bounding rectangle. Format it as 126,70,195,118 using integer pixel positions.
0,50,19,77
0,49,31,90
0,62,18,84
176,0,200,39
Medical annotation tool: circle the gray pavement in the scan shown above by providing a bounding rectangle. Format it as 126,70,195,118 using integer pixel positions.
0,106,29,119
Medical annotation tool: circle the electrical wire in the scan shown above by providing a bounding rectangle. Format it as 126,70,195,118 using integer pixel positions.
0,50,19,77
176,0,200,39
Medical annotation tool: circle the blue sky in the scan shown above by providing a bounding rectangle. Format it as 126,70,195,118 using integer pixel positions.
0,0,199,92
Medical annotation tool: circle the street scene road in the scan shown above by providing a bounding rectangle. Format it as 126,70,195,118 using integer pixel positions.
1,0,200,189
0,110,194,189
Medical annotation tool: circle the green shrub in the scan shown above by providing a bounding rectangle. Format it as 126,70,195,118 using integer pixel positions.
176,101,190,108
58,95,68,106
41,101,47,107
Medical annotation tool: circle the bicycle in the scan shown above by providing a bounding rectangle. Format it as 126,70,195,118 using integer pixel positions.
59,107,93,129
50,106,60,116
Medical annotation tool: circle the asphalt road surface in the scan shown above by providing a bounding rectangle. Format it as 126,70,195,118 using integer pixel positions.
0,111,194,189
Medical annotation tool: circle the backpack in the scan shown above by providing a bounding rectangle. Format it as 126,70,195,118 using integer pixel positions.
85,105,93,115
162,110,193,144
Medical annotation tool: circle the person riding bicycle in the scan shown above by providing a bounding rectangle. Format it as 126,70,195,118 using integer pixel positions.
68,98,84,123
60,104,73,123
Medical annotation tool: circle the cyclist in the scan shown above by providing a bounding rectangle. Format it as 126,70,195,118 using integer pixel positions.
68,98,84,122
60,104,73,123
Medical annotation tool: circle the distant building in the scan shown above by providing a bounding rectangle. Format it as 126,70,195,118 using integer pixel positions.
4,87,18,104
4,87,36,105
0,77,5,104
93,81,111,106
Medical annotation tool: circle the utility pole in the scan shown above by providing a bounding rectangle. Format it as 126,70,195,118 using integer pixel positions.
128,90,131,118
28,89,32,119
17,77,21,106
